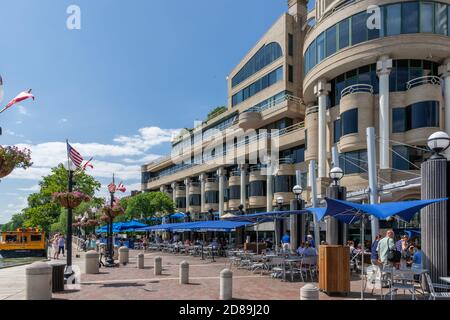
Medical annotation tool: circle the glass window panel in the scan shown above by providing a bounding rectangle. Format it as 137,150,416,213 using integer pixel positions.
396,60,409,91
326,25,337,57
392,108,406,133
402,2,419,34
410,101,439,129
421,3,434,33
392,146,410,170
249,181,267,197
367,10,380,40
335,74,346,104
288,65,294,82
386,4,401,36
304,47,310,74
358,65,371,84
317,32,326,62
351,11,367,45
288,34,294,56
309,40,317,70
436,3,448,35
338,19,350,49
342,108,358,136
448,5,450,36
334,119,342,143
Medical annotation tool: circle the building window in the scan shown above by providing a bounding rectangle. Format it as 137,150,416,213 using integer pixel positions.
176,197,186,209
288,34,294,56
316,32,325,63
326,25,337,57
274,175,294,193
409,101,439,130
205,191,219,204
338,18,350,50
341,109,358,136
402,2,419,34
436,3,448,35
229,185,241,200
339,150,368,174
232,42,283,88
392,108,407,133
189,194,201,206
392,145,429,170
288,65,294,82
334,119,342,143
351,11,367,45
249,181,267,197
386,4,401,36
421,2,434,33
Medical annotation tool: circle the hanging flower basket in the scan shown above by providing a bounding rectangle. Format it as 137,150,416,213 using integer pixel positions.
0,146,32,179
102,204,125,219
72,222,82,228
86,219,99,227
52,191,91,209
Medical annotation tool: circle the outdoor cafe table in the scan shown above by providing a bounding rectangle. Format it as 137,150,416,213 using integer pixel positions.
383,267,429,299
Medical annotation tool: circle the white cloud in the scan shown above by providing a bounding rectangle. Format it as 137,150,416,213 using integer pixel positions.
17,185,40,192
17,105,30,116
16,120,23,125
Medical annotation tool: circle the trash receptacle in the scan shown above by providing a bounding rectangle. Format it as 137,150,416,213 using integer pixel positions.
48,261,66,293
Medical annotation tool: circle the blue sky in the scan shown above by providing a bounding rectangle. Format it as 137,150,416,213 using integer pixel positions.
0,0,314,223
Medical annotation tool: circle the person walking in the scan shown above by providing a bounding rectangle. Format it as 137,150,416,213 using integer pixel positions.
52,234,60,260
371,235,382,266
377,230,396,266
58,233,66,258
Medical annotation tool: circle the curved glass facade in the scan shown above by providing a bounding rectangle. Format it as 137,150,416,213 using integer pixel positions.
176,197,186,209
229,185,241,200
273,175,295,193
341,109,358,136
392,145,429,170
189,194,201,206
339,150,368,175
249,181,267,197
205,191,219,204
232,42,283,88
304,1,450,75
392,101,440,132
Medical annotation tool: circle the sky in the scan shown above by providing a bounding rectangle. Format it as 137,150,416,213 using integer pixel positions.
0,0,316,224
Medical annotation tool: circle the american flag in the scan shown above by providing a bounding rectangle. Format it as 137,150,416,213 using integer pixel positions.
117,182,126,193
67,141,84,168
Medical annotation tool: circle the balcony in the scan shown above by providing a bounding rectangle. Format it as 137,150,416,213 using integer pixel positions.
341,84,374,98
406,76,441,90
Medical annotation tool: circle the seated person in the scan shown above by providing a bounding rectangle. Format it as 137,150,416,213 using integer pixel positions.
303,242,317,256
296,242,306,256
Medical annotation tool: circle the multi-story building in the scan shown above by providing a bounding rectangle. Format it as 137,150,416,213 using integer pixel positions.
141,0,450,237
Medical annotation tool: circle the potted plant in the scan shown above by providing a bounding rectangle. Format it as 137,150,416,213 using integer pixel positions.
0,146,32,178
52,191,91,209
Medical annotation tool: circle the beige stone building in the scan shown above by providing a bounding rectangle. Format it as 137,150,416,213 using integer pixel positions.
141,0,450,239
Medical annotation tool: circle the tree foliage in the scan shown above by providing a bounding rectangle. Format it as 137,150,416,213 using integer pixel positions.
206,106,227,122
125,192,175,221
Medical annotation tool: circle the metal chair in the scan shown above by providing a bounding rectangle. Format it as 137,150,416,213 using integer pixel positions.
388,269,417,300
424,273,450,300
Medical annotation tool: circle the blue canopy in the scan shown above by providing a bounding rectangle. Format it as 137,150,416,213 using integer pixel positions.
96,220,149,233
223,208,326,223
169,212,186,219
323,198,448,224
136,222,190,232
171,220,252,232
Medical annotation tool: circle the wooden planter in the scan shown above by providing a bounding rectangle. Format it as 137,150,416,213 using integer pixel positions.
319,245,350,295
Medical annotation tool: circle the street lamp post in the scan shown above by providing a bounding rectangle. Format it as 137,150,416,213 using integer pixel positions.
105,186,116,267
326,167,346,245
290,185,304,251
65,167,74,278
275,196,284,254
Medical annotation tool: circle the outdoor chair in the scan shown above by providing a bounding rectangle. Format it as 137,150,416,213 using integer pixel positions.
268,257,285,279
250,255,269,275
386,269,417,300
424,274,450,300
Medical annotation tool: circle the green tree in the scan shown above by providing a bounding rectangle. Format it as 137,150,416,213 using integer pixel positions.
1,213,26,231
206,106,227,122
125,192,174,221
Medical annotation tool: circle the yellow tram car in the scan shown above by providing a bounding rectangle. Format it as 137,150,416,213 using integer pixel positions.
0,228,47,258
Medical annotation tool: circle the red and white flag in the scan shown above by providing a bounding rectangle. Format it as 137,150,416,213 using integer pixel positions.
0,89,35,114
82,158,94,170
108,182,116,194
117,182,126,193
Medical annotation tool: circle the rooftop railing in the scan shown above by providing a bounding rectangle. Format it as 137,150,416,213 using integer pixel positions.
245,94,303,114
406,76,442,90
341,84,374,98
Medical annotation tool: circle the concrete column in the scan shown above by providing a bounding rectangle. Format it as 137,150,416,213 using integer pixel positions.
220,269,233,300
179,261,189,284
266,162,273,212
421,158,448,283
325,185,347,245
26,262,52,300
85,250,100,274
119,246,129,265
199,174,206,213
240,164,247,211
184,178,190,213
171,182,177,205
439,59,450,159
367,127,380,241
137,253,144,269
376,56,393,170
314,79,331,179
217,168,226,217
154,256,162,275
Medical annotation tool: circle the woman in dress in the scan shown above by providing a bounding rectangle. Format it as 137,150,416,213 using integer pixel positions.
52,234,60,259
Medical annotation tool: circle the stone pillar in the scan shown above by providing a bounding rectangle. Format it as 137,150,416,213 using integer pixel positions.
439,59,450,159
421,158,448,283
240,164,247,211
325,185,347,245
185,178,190,213
290,199,304,251
217,168,226,217
220,269,233,300
376,56,393,170
179,261,189,284
266,162,273,212
314,79,331,179
300,283,319,300
85,250,100,274
119,246,129,265
137,253,145,269
26,262,52,300
154,256,162,275
199,174,206,213
171,182,177,207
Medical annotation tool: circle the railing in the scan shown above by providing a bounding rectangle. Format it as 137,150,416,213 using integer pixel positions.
271,122,305,137
406,76,442,90
230,170,241,177
279,158,294,165
250,164,267,172
341,84,374,98
206,178,218,183
306,106,319,115
244,94,303,114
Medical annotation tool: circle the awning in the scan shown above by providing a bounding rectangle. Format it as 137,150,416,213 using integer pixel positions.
172,220,252,232
223,208,326,223
323,198,448,224
96,220,150,233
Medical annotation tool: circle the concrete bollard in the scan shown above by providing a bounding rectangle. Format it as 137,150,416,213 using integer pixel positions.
179,261,189,285
26,262,52,300
300,284,319,300
154,257,162,275
113,245,119,260
137,253,145,269
220,269,233,300
85,250,100,274
119,246,129,265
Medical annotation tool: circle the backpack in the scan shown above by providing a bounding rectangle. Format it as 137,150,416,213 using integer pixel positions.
387,243,401,263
